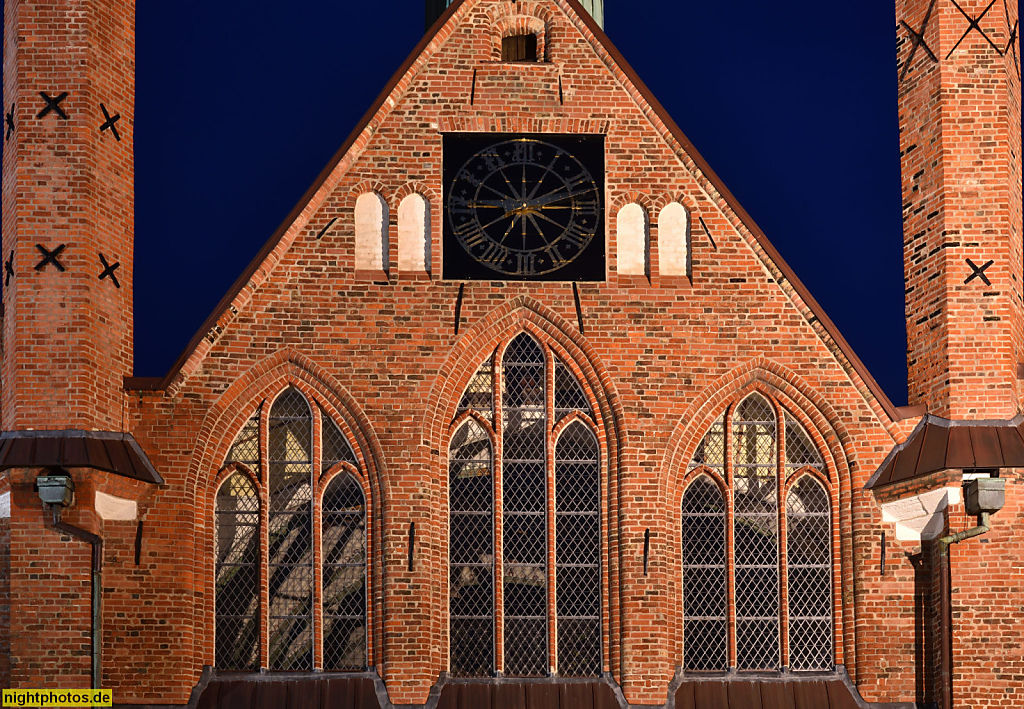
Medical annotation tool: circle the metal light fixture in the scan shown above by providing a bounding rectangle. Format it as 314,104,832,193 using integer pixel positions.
963,476,1005,516
35,469,75,508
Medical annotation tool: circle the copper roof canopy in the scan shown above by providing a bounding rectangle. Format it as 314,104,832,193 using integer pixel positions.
866,415,1024,490
0,430,163,484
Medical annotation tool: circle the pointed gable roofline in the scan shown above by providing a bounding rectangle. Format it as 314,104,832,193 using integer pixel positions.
139,0,903,426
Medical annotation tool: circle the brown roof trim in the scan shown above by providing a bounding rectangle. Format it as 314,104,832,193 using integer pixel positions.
154,0,901,422
0,430,164,484
154,0,469,390
865,415,1024,489
124,376,163,391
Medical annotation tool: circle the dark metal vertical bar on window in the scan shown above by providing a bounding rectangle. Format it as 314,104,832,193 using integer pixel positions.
881,531,886,576
454,283,465,335
408,522,416,572
643,529,650,576
134,521,143,566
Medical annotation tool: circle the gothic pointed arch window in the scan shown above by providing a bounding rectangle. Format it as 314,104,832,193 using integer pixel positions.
448,333,601,678
214,386,368,672
683,393,834,673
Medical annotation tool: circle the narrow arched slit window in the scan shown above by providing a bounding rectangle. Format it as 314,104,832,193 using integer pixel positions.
398,193,430,274
616,203,648,277
215,472,261,671
268,388,314,670
681,475,727,671
322,472,367,670
355,192,388,273
786,476,832,671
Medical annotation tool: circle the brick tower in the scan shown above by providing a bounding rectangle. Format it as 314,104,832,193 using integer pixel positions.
898,0,1023,419
1,0,150,693
2,0,136,432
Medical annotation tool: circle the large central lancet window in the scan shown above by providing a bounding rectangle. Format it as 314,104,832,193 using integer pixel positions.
449,333,602,678
683,392,833,673
214,387,368,672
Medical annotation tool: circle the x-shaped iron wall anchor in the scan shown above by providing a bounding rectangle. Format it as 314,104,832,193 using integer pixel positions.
34,244,67,272
4,251,13,287
36,91,68,120
900,0,939,82
948,0,1003,59
99,103,121,141
965,258,994,285
98,253,121,288
4,105,14,142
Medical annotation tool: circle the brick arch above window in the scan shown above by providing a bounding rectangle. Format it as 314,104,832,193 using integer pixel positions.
488,6,551,62
190,350,387,671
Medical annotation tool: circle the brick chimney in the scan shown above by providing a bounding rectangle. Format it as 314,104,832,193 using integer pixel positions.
1,0,136,431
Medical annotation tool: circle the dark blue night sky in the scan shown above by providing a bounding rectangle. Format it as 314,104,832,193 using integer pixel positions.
135,3,912,401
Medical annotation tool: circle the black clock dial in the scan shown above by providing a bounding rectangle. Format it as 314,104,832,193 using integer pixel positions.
443,133,605,281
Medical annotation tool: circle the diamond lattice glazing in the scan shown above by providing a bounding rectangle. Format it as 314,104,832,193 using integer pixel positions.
226,409,261,478
458,355,495,422
681,475,727,671
784,414,823,470
322,472,366,670
322,410,357,472
733,393,779,671
689,414,724,471
554,358,591,416
268,387,314,670
215,472,260,670
502,333,547,676
555,421,601,677
786,476,833,671
449,419,494,676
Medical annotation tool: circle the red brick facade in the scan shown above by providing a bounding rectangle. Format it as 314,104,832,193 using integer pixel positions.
0,0,1020,707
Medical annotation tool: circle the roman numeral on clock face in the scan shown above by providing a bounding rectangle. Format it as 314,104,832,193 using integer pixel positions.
512,141,538,163
562,223,591,248
516,253,536,273
479,242,510,264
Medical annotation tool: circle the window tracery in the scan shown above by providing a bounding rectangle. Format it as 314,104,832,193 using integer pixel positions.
449,335,601,677
214,387,367,672
683,393,833,673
